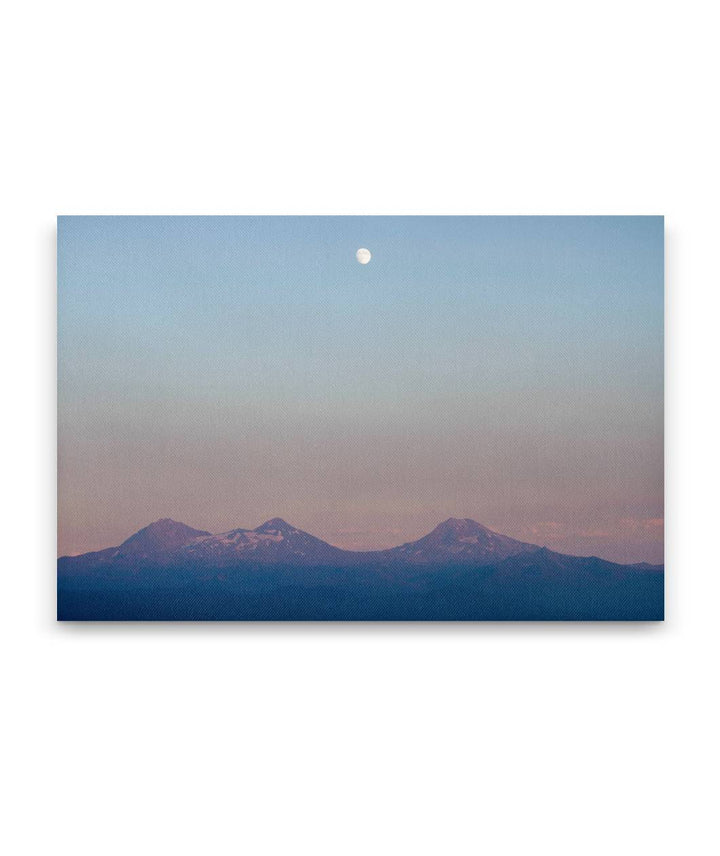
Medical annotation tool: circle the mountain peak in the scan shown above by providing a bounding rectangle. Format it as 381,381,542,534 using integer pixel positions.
119,519,211,555
175,516,349,566
433,518,491,535
388,517,536,563
255,518,297,534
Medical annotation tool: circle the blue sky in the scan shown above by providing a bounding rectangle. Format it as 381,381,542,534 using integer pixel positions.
58,216,663,561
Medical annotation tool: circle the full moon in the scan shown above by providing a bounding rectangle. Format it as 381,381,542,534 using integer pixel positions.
356,247,371,265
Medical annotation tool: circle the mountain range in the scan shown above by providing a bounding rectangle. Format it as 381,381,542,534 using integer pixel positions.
57,516,663,620
60,515,650,569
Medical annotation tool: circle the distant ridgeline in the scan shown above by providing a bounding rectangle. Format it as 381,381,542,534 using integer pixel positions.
58,518,663,621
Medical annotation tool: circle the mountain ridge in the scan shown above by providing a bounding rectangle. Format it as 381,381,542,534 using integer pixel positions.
57,515,664,620
58,516,663,570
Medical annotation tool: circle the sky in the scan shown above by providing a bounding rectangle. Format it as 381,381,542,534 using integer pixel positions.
58,216,664,563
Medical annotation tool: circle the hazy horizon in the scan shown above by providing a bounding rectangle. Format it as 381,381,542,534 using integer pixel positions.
58,513,664,566
58,216,663,564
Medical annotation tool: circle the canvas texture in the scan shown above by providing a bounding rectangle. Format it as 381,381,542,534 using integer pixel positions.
57,216,664,620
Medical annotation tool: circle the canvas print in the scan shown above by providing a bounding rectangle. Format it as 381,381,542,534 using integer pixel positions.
57,216,664,620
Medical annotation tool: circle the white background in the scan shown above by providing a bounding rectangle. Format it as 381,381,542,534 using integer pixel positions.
2,2,718,855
